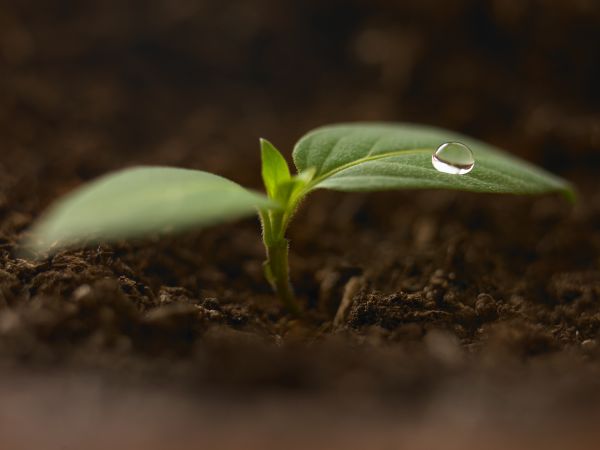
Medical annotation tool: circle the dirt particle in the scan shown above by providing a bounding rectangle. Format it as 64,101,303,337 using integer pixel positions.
71,284,92,301
201,298,221,311
581,339,597,352
158,286,195,305
475,293,498,321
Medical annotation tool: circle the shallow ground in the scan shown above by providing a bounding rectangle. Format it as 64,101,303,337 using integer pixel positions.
2,147,600,448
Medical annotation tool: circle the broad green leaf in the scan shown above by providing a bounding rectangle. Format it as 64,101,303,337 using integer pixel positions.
261,138,291,199
26,167,274,254
293,123,574,199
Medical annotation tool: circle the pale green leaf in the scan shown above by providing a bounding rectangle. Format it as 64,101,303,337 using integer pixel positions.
261,138,291,199
293,123,574,199
26,167,274,254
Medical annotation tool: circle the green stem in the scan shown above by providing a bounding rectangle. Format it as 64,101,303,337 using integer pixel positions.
260,210,301,315
265,238,299,315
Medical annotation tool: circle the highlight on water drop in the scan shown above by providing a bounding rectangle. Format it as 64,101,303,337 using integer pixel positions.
431,142,475,175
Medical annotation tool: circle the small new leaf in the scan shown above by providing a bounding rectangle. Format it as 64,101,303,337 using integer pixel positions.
26,167,274,255
260,138,291,199
293,123,574,200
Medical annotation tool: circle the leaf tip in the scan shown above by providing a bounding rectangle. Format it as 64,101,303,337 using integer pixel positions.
259,137,274,150
561,184,578,204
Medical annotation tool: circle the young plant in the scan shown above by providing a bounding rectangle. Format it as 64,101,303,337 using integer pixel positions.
25,123,574,314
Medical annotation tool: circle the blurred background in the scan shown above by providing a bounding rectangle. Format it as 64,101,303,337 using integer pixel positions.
1,0,599,200
1,3,600,448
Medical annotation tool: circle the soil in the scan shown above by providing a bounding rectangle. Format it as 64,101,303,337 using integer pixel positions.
1,1,600,448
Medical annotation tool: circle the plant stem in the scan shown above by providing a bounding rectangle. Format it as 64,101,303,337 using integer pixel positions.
265,238,300,315
260,210,301,315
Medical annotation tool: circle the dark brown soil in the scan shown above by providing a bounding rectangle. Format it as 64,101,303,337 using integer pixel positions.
1,1,600,448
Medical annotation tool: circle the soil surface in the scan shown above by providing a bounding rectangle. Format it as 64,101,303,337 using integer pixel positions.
1,1,600,448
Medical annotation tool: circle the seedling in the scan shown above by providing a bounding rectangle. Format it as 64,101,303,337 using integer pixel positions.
25,123,574,314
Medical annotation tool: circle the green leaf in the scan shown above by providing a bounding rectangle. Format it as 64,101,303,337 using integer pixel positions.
293,123,574,200
26,167,274,254
261,138,291,199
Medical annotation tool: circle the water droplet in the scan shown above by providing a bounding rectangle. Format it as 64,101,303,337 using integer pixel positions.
432,142,474,175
